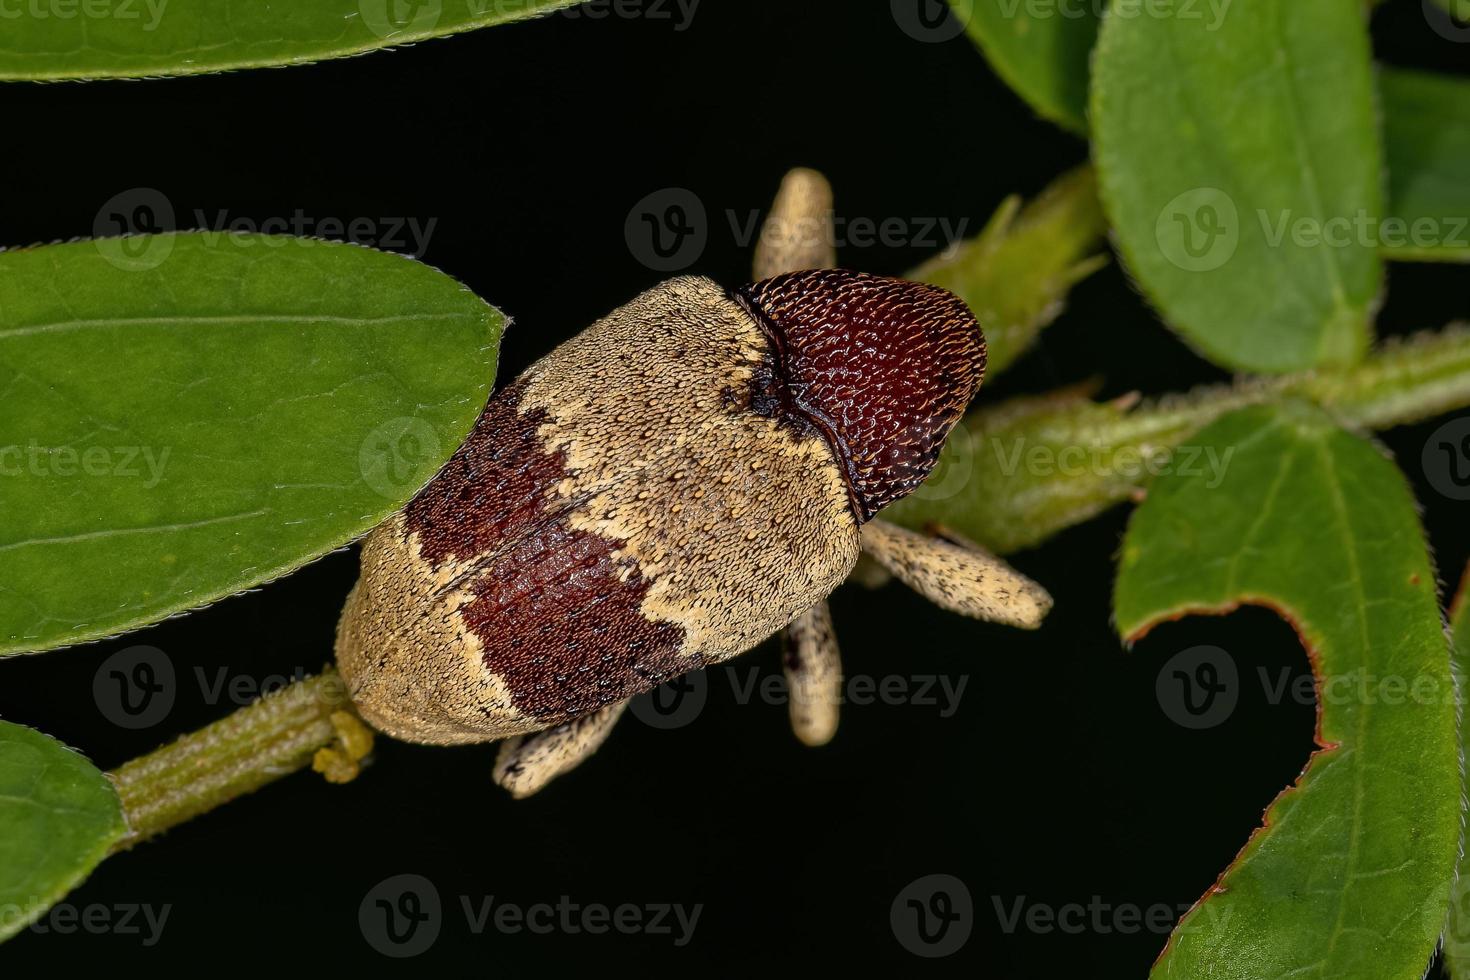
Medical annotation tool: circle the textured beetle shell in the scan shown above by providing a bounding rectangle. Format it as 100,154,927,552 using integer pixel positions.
336,277,862,744
737,270,986,520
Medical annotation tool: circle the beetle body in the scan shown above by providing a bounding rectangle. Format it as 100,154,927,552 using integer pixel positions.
336,270,984,745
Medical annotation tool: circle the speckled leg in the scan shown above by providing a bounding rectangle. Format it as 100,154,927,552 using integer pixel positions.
493,700,629,799
861,519,1053,629
782,600,842,746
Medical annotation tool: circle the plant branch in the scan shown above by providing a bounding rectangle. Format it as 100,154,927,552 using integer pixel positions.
107,669,371,851
883,324,1470,554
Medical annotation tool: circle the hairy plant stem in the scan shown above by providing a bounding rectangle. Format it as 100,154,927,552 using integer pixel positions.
107,669,367,851
1138,324,1470,438
885,323,1470,554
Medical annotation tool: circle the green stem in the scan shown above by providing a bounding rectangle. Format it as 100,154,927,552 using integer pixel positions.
107,669,362,851
884,324,1470,554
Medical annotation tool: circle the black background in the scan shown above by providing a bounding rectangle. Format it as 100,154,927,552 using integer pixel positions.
2,0,1467,974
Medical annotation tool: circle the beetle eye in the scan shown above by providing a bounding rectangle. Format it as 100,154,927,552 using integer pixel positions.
735,269,986,522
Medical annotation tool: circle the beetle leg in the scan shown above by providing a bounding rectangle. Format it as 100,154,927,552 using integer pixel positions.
782,600,842,747
753,167,837,279
493,700,629,799
860,519,1053,629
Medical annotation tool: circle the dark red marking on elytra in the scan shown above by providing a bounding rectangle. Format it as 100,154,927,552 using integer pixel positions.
404,381,695,721
735,269,985,522
406,378,560,568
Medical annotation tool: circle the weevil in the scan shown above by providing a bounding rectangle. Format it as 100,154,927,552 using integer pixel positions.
335,170,1053,797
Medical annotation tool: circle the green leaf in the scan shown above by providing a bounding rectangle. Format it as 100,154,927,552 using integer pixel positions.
1115,402,1458,979
947,0,1098,134
1090,0,1383,374
910,166,1107,377
0,0,584,81
1445,563,1470,977
1380,68,1470,264
0,233,501,655
0,721,127,943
